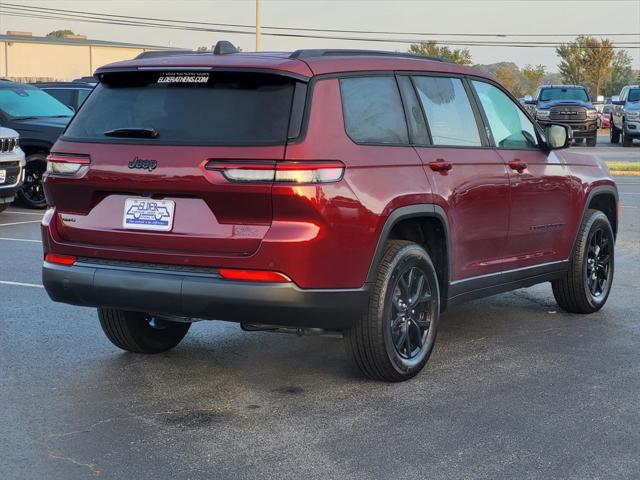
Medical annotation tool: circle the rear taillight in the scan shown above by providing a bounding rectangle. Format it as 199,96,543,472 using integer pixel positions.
46,153,91,175
205,161,344,184
218,268,291,283
44,253,77,266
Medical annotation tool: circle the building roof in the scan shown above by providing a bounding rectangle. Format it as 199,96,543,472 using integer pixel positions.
0,33,174,50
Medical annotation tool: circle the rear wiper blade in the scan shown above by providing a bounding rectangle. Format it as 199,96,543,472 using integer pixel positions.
104,128,158,138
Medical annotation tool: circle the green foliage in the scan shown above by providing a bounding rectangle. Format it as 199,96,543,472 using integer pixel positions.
46,29,75,38
408,41,472,66
521,65,546,95
494,64,524,97
604,50,633,97
556,36,620,97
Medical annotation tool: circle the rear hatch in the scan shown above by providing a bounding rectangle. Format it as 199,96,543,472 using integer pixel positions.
45,68,306,258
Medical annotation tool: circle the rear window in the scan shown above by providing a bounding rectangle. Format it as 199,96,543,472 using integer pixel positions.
63,71,297,145
340,76,409,145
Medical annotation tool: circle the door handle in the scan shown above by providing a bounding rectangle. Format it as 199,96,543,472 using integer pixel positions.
508,159,527,173
429,160,452,172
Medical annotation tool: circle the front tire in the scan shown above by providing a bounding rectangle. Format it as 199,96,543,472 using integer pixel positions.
586,135,597,147
552,210,614,314
98,308,191,353
610,124,620,144
345,240,440,382
622,128,633,147
17,153,48,209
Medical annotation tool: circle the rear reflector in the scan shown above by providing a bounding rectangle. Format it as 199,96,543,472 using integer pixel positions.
44,253,77,266
218,268,291,283
46,153,91,175
206,161,344,184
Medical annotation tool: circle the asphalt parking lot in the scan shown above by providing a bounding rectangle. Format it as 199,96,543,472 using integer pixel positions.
1,139,639,479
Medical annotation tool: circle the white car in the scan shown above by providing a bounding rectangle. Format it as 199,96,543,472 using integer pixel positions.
0,127,26,213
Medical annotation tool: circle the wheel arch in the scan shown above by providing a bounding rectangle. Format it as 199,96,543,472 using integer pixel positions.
366,204,451,311
584,186,619,239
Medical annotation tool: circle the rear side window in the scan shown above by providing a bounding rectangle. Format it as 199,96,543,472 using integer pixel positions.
340,77,408,145
64,71,296,145
413,76,481,147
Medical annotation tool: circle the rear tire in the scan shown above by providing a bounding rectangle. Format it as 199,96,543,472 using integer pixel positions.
610,124,620,144
586,135,597,147
345,240,440,382
552,210,614,314
98,308,191,353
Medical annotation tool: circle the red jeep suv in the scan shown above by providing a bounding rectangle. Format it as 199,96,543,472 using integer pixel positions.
42,48,618,382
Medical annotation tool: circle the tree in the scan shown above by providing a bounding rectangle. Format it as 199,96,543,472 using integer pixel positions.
408,41,472,66
556,37,586,85
494,64,523,97
556,36,616,97
520,64,546,95
604,50,633,97
47,29,75,38
582,37,614,97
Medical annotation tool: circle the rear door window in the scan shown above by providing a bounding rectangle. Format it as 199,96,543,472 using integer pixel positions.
413,76,482,147
340,76,409,145
64,71,297,145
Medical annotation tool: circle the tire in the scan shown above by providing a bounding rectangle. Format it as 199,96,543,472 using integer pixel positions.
610,124,620,144
552,209,614,314
17,153,47,209
622,128,633,147
98,308,191,353
345,240,440,382
586,135,597,147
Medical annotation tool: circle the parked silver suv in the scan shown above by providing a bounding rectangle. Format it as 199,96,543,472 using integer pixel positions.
0,127,25,213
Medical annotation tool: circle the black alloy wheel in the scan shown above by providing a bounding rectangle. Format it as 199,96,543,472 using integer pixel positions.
17,154,48,208
584,227,612,299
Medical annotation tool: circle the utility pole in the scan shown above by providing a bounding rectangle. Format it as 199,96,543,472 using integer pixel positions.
255,0,261,51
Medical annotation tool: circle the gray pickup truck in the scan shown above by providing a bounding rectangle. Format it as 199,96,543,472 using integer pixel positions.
610,85,640,147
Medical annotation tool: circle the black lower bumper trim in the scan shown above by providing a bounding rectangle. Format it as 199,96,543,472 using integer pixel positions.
42,262,369,330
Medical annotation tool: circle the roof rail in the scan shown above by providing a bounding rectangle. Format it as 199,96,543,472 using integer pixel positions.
289,49,450,63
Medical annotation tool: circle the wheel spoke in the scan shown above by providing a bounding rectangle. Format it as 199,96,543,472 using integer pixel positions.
409,274,425,306
404,325,412,355
394,326,408,352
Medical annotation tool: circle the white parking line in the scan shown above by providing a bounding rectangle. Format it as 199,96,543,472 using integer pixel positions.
0,220,41,227
5,211,45,216
0,280,44,289
0,237,42,243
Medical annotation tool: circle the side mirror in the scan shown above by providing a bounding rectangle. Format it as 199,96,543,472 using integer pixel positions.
546,124,571,150
524,95,535,105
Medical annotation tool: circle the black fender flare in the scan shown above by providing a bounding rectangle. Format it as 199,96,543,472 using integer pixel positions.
365,204,451,309
578,185,619,238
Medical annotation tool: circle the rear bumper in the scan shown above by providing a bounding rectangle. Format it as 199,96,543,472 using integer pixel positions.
42,260,369,330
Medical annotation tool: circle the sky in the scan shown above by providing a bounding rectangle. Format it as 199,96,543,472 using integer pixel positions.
0,0,638,71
